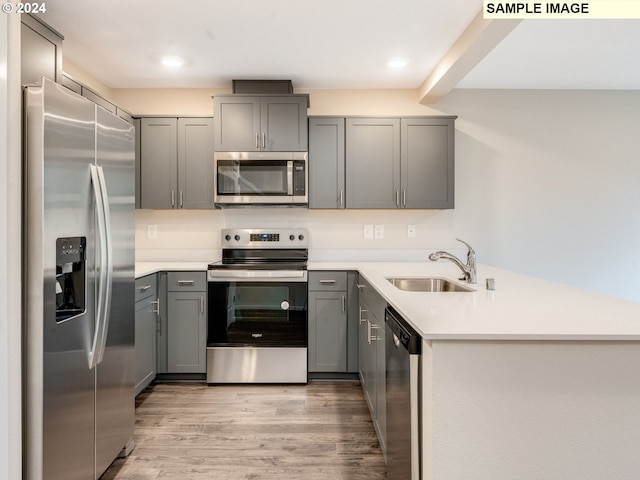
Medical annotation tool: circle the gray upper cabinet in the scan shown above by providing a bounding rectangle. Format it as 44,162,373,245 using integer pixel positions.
21,15,63,86
309,117,346,209
346,118,400,209
401,117,455,208
139,117,214,209
177,118,215,209
213,95,308,152
140,118,178,209
346,116,456,209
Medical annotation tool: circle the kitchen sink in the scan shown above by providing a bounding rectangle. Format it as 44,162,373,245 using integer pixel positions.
386,276,475,292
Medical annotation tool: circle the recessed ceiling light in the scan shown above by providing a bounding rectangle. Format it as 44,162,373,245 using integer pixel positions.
387,57,410,69
161,56,184,68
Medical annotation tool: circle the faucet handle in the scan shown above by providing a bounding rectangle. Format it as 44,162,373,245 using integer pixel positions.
455,238,475,258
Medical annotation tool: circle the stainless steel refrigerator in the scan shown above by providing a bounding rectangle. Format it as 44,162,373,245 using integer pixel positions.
23,77,135,479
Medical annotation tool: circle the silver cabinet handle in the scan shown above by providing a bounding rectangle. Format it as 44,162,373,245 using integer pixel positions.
180,190,184,208
359,306,367,324
370,324,380,343
341,295,346,312
177,280,195,286
356,284,365,290
367,320,372,344
339,190,344,207
152,299,161,335
262,132,266,149
256,132,260,149
319,279,336,284
396,190,400,207
171,190,176,208
403,190,406,207
139,285,152,292
200,295,205,314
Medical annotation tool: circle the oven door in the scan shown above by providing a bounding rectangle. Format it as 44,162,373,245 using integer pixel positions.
207,273,308,347
207,272,308,383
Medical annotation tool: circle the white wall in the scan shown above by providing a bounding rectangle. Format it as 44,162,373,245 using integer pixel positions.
1,12,23,480
437,89,640,301
135,88,640,302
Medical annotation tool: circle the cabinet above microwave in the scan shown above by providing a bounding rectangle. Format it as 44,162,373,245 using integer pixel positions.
213,95,308,152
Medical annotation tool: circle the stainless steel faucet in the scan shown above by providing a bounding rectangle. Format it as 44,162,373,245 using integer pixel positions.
429,238,477,284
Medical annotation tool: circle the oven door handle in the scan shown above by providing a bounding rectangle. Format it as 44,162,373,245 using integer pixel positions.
208,270,308,282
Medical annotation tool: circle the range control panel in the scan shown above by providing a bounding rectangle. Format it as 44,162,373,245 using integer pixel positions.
222,228,309,248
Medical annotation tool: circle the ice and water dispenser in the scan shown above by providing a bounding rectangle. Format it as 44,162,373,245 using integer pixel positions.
55,237,86,322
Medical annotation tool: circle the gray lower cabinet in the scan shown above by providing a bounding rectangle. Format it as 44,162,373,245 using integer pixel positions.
134,275,158,395
166,272,207,373
139,117,214,209
213,95,308,152
308,271,360,374
345,116,456,209
309,117,346,208
357,275,387,455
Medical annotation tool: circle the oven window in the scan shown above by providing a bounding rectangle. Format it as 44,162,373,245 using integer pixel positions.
208,281,307,347
217,160,289,196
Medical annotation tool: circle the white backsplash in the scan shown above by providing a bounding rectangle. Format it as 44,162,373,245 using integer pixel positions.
135,207,466,263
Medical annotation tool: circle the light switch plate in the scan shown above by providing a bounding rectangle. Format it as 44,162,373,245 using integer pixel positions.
364,224,374,239
147,224,157,239
374,224,384,239
407,224,416,238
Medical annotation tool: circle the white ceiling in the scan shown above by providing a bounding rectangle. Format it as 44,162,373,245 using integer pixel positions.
39,1,640,91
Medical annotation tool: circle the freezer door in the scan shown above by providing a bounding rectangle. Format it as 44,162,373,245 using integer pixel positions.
24,79,97,480
95,106,136,477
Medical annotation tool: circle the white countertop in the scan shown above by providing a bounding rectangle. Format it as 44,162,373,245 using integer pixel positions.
136,260,640,341
309,261,640,341
135,262,210,278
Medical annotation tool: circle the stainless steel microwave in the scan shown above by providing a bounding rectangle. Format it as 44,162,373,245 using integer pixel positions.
214,152,308,206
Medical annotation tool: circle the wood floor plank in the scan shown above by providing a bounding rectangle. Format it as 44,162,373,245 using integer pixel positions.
101,382,387,480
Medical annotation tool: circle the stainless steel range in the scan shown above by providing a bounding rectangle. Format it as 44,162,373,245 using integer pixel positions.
206,228,309,383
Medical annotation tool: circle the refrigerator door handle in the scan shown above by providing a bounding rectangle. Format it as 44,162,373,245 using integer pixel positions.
89,164,113,368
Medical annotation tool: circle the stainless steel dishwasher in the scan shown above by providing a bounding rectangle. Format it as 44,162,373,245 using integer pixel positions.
385,306,422,480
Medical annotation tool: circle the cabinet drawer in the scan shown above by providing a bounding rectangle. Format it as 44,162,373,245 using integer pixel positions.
167,271,206,292
308,271,348,291
135,275,157,302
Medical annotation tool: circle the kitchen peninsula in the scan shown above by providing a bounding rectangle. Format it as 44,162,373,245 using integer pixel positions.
137,259,640,480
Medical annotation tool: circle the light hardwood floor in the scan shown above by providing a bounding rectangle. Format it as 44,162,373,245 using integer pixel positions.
102,382,387,479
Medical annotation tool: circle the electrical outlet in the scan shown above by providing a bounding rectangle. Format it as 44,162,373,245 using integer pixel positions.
374,225,384,239
407,224,416,238
363,224,374,239
147,224,157,239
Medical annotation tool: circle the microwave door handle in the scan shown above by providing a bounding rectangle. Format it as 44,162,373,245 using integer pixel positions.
287,161,293,195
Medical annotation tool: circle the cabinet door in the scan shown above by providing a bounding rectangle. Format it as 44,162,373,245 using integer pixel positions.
213,96,261,151
346,271,360,373
260,97,308,151
374,318,386,454
177,118,214,209
346,118,400,208
135,297,157,395
167,291,207,373
21,17,63,85
308,291,348,372
309,117,345,208
140,118,178,208
401,118,455,209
